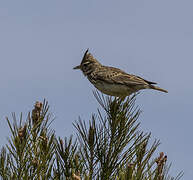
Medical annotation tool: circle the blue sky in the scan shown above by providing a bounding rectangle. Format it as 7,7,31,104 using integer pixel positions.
0,1,192,179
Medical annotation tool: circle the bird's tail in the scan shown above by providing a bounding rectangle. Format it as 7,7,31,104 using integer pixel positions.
149,85,168,93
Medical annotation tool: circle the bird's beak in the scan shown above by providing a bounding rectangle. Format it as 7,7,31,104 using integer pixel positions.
73,65,81,70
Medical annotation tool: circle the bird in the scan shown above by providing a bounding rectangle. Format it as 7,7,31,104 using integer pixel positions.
73,49,168,98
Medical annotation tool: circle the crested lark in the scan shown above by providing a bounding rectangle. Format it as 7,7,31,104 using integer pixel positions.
73,49,168,98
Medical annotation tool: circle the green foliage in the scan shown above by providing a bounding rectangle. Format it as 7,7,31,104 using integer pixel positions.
0,94,183,179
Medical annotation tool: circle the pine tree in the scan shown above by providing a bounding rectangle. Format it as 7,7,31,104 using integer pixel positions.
0,93,183,179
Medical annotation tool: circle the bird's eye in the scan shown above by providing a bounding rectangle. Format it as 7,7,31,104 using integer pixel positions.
83,62,90,67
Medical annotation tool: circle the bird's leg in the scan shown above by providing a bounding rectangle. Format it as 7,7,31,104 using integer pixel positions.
118,96,126,102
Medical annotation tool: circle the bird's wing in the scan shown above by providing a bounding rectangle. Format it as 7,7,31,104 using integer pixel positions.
95,66,156,86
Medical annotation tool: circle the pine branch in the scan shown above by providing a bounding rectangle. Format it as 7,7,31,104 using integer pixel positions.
0,95,183,179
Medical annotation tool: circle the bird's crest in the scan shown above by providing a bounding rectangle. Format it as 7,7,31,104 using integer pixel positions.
81,49,101,65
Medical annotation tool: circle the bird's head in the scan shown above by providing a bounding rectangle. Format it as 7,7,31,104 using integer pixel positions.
73,49,101,76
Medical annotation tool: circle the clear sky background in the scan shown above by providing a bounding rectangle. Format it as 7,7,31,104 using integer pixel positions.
0,1,192,179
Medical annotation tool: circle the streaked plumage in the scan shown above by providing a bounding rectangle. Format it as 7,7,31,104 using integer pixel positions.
73,49,168,97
